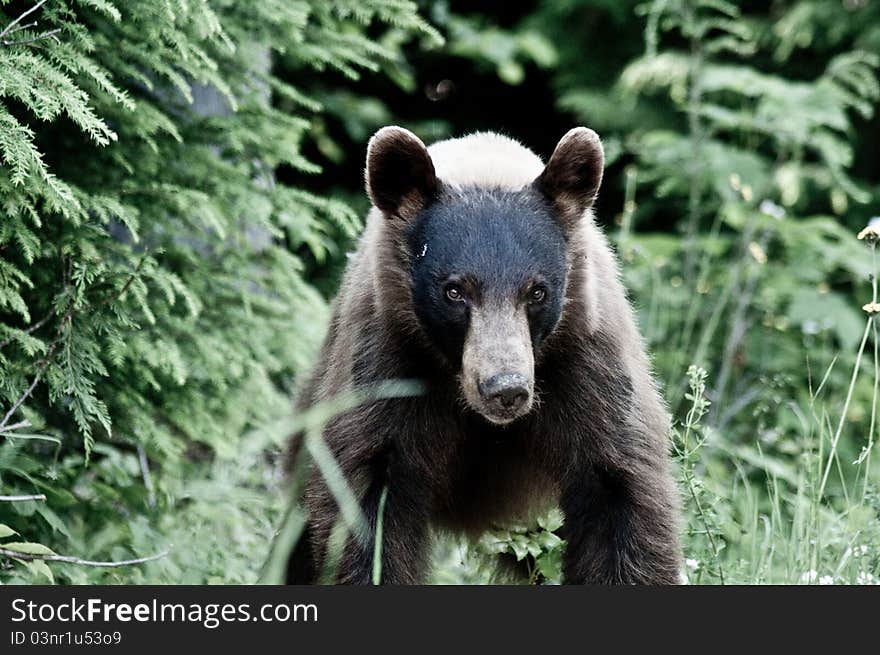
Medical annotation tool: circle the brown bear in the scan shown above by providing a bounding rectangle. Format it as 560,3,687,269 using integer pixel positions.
286,126,682,584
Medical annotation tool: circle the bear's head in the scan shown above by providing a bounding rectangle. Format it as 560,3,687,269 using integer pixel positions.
366,127,604,425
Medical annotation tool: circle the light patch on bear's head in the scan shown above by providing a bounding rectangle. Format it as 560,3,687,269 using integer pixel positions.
427,132,545,191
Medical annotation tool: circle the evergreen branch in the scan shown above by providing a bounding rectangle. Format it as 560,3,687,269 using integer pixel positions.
0,260,77,432
0,419,31,433
100,250,149,307
1,28,62,47
4,21,38,36
0,0,49,40
0,308,55,351
0,493,46,502
0,546,171,568
0,342,57,432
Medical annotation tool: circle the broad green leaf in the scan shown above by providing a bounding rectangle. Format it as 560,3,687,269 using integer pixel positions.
0,524,19,539
25,560,54,583
0,542,56,556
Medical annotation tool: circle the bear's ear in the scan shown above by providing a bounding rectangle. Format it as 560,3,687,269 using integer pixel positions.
535,127,604,228
366,126,438,222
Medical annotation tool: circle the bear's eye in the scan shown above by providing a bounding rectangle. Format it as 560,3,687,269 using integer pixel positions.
528,287,547,304
445,284,465,303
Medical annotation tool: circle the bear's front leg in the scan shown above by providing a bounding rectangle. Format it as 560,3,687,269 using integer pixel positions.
333,466,432,585
559,454,681,585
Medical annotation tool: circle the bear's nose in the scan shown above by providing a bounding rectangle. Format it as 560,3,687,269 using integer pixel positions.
479,374,530,411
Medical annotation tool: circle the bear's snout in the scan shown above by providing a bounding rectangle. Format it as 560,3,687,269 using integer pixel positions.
478,373,531,413
460,302,536,425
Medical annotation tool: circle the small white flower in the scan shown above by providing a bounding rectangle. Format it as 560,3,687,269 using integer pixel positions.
819,576,834,585
856,571,876,585
858,225,880,243
685,558,699,571
800,570,818,583
859,545,869,555
759,199,786,219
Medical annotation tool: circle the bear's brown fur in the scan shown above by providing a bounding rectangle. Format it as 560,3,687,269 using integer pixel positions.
286,127,681,584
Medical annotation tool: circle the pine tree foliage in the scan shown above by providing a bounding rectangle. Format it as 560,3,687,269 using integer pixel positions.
0,0,437,582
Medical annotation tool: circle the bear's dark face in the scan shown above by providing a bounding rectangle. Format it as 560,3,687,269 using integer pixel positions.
407,190,567,424
365,126,604,425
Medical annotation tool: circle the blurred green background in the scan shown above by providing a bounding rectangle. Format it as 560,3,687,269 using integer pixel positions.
1,0,879,584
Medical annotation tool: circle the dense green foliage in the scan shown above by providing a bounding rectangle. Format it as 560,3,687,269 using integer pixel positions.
0,0,438,583
2,0,879,585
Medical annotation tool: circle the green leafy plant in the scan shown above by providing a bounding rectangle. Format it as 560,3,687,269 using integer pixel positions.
0,0,438,584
